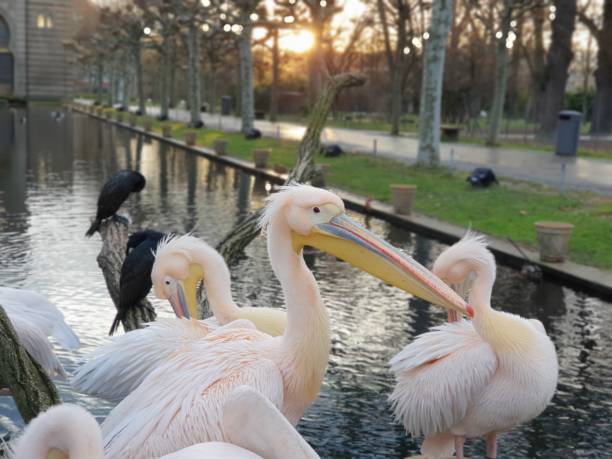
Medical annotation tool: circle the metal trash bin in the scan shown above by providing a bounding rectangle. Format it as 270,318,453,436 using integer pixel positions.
555,110,582,156
221,96,233,116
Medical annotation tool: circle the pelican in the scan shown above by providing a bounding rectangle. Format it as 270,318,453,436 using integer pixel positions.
72,234,285,401
85,170,146,237
389,234,558,458
100,184,467,458
11,387,319,459
0,287,79,378
109,229,167,335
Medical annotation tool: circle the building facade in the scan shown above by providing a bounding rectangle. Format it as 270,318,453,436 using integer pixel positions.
0,0,76,98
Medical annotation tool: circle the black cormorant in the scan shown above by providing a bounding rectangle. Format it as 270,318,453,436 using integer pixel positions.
109,229,167,335
85,170,146,237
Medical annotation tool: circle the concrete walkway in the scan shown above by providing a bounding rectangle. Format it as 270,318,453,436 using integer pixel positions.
80,100,612,195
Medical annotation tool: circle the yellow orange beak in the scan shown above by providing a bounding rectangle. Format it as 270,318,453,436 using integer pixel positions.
293,213,468,314
168,264,203,319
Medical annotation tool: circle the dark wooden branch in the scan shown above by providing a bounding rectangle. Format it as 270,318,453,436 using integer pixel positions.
0,305,60,423
97,218,156,332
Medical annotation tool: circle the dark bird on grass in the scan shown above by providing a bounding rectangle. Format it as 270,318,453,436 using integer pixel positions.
85,170,146,237
109,229,167,335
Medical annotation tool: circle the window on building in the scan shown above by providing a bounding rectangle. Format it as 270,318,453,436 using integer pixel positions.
0,16,9,48
36,13,54,29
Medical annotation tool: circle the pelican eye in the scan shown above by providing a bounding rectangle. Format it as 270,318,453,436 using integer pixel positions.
165,280,171,285
313,206,320,214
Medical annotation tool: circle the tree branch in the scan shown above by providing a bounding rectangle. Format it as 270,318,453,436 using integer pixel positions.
97,218,157,332
0,305,60,423
214,72,366,268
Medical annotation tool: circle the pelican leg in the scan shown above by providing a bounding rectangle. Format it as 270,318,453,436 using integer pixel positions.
454,436,465,459
485,432,497,458
447,310,458,322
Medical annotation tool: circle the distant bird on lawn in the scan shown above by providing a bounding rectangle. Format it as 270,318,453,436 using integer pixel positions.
108,229,167,335
85,170,146,237
389,234,558,459
12,387,319,459
0,287,79,378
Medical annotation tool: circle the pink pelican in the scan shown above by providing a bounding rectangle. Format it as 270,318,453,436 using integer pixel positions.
0,287,79,378
11,387,320,459
72,235,286,402
389,234,558,458
100,184,467,458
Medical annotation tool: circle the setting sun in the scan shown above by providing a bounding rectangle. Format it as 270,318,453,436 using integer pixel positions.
279,30,314,53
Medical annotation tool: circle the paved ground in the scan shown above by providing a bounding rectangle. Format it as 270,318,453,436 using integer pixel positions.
82,101,612,195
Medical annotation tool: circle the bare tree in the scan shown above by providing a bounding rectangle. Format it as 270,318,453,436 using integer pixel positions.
537,0,577,138
417,0,454,166
485,0,514,146
579,0,612,134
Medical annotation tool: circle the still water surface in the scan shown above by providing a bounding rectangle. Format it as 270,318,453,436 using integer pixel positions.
0,107,610,458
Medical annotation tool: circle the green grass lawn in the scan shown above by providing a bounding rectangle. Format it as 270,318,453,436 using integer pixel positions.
97,107,612,271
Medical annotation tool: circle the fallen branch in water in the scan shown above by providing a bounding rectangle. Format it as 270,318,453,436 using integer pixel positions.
0,305,60,423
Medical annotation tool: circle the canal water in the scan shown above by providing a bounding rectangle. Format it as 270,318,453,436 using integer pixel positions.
0,107,610,458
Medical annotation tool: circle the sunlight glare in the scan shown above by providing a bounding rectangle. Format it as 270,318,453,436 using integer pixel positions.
280,30,315,53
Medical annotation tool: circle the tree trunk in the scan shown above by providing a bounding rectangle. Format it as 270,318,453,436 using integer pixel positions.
215,72,366,267
270,28,280,122
591,0,612,134
187,23,203,128
308,20,325,107
486,1,513,146
96,59,104,105
159,36,172,120
537,0,577,138
96,218,156,332
107,59,115,107
133,42,146,116
417,0,454,166
239,24,255,133
169,40,177,108
121,53,131,109
390,65,403,136
530,3,546,122
0,305,60,423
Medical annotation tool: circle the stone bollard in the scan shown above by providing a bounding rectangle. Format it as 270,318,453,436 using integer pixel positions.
143,119,153,132
390,184,417,215
162,125,172,138
253,149,270,168
214,139,228,156
184,131,197,146
273,164,289,174
534,221,574,262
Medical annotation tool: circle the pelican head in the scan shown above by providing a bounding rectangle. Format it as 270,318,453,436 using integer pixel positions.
151,235,208,319
432,232,496,318
261,184,467,313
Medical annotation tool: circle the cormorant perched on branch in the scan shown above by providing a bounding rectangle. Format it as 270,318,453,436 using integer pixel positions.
109,230,167,335
85,170,146,237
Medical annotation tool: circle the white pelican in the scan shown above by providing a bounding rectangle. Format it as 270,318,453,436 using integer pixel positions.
0,287,79,378
72,235,286,402
11,387,319,459
101,184,467,458
389,234,558,458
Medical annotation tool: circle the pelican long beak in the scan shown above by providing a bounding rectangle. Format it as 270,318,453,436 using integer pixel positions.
169,264,203,319
293,213,468,313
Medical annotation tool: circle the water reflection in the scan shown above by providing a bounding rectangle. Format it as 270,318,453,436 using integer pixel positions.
0,107,610,458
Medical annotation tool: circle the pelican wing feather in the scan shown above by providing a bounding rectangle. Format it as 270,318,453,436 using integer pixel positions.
102,327,284,459
72,318,218,401
389,320,497,436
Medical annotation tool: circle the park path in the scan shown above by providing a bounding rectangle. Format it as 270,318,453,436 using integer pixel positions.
87,101,612,195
